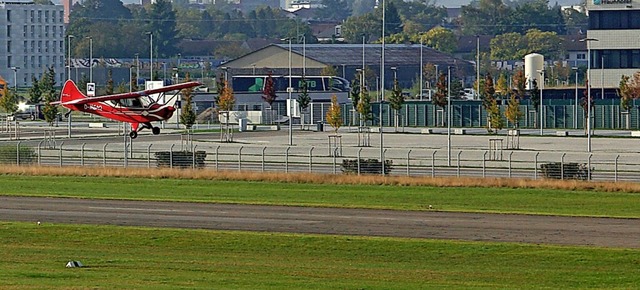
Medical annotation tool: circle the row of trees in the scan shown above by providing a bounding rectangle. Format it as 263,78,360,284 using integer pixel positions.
0,67,59,125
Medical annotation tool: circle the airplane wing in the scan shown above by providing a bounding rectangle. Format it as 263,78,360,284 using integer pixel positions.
58,81,202,106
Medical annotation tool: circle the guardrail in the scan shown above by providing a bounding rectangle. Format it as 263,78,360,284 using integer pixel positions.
1,141,639,182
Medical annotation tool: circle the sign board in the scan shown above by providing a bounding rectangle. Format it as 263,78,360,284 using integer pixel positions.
287,99,299,118
87,83,95,97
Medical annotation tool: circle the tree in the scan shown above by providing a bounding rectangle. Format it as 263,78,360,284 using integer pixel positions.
27,76,42,104
482,73,498,132
0,86,18,114
490,32,526,60
40,67,58,126
357,83,372,124
261,72,277,108
530,79,540,113
580,80,594,134
389,78,404,132
180,73,196,129
106,69,114,95
524,29,564,60
321,66,338,76
505,94,522,129
513,70,527,100
149,0,180,57
297,76,311,130
421,27,457,54
488,98,503,133
433,73,448,109
217,80,235,142
495,73,509,99
326,95,342,134
316,0,351,21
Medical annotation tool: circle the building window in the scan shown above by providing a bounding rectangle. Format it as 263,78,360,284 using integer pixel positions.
30,10,34,22
589,10,640,30
577,53,586,60
23,56,27,67
7,25,11,38
7,41,11,53
30,25,34,37
31,56,35,68
38,11,42,23
45,11,49,22
7,56,12,67
7,10,11,22
38,41,42,53
23,41,27,53
45,26,48,37
30,41,35,53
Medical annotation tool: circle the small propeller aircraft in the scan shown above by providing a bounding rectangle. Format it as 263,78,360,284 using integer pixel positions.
54,80,201,139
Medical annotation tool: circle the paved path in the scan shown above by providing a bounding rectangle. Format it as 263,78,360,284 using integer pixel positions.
1,196,638,248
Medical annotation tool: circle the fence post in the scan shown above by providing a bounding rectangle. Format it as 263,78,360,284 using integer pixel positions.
37,140,43,165
285,147,290,173
456,151,461,177
16,141,21,166
560,153,566,180
431,150,437,177
169,144,175,169
588,153,593,181
147,144,153,168
103,143,109,167
509,151,514,178
615,155,620,182
534,152,539,180
262,147,267,172
238,146,243,171
483,151,487,178
215,145,220,171
406,150,412,176
333,148,338,174
356,148,362,175
81,143,86,166
192,145,197,169
309,147,314,173
59,142,64,167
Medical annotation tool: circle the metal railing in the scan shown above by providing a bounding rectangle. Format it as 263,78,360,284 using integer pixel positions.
1,141,640,182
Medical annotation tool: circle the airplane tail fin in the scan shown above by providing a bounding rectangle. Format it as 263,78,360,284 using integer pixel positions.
58,80,87,109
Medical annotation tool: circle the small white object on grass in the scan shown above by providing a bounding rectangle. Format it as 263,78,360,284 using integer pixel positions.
428,205,433,210
37,221,41,226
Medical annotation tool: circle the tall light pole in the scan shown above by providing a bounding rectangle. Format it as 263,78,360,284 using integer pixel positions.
67,34,74,80
601,55,604,99
86,36,92,83
147,32,153,81
287,37,293,146
538,69,545,135
476,35,480,100
419,37,423,101
380,0,386,175
10,66,19,91
162,62,167,82
447,66,452,166
135,53,139,87
581,37,598,152
573,67,578,129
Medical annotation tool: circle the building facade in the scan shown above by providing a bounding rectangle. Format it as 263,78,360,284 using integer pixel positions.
586,0,640,89
0,0,65,88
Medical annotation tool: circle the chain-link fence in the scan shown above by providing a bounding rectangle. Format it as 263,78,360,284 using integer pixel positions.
1,141,639,182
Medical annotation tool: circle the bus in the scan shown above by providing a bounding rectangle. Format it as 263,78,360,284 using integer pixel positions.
231,75,350,93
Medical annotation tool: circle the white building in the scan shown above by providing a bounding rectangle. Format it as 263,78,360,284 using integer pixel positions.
586,0,640,88
0,0,65,88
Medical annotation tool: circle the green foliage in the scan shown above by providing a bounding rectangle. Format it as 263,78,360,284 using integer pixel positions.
490,32,527,60
618,75,632,112
321,66,338,76
149,0,180,57
297,76,311,112
487,98,503,133
180,73,197,129
316,0,351,21
389,78,404,111
356,82,372,123
505,94,522,129
531,79,541,112
0,145,37,164
105,69,114,95
40,67,58,126
27,77,42,104
420,27,457,54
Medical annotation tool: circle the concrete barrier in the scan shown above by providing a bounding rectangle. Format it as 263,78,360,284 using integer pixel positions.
555,131,569,136
631,131,640,137
420,128,433,134
454,128,466,135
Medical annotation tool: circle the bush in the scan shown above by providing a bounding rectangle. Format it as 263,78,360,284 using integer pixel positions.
155,151,207,168
341,159,393,175
0,145,37,165
540,162,592,180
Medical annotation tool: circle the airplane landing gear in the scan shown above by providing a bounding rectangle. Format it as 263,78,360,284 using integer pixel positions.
129,131,138,139
152,127,160,135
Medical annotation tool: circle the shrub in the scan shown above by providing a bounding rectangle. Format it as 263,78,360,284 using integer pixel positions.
155,151,207,168
540,162,592,180
0,145,37,165
341,159,393,175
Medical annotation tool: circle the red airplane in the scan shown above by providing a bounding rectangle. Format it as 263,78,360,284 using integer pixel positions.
55,80,201,139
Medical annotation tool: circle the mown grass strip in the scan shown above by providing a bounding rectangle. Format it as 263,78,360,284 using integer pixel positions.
0,174,639,218
0,222,638,289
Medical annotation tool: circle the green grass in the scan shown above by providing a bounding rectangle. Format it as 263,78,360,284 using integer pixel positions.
0,175,639,218
1,222,638,289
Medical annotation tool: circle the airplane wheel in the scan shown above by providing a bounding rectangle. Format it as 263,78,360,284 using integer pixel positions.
152,127,160,135
129,131,138,139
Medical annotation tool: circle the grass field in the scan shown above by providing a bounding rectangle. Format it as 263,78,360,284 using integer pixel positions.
1,222,639,289
0,174,639,217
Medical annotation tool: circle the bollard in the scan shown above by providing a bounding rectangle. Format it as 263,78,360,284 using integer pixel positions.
262,147,267,172
238,146,243,171
308,147,314,172
407,150,412,176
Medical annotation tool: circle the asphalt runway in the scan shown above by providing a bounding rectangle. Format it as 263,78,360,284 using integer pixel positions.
1,196,638,248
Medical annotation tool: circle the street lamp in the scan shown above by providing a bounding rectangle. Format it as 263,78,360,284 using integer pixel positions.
580,37,599,152
86,36,92,83
287,37,293,146
10,66,19,91
537,69,545,135
572,67,578,129
601,55,605,99
67,34,74,80
476,35,480,100
380,0,386,175
135,53,139,87
162,62,167,83
146,32,153,81
447,66,452,166
419,37,423,101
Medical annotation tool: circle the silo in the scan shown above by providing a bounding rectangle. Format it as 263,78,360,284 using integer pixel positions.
524,53,544,90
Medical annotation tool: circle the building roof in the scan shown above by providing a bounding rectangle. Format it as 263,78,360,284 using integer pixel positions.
274,44,469,68
562,34,587,52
